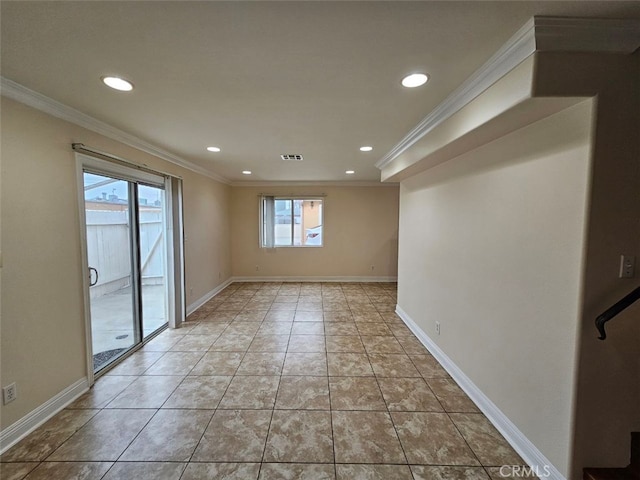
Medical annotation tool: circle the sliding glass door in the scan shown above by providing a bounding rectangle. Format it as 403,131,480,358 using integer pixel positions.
81,160,171,375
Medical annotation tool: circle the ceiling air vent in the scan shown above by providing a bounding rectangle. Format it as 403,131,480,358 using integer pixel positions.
280,154,304,161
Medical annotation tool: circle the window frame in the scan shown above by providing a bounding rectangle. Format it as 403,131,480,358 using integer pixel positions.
260,195,324,248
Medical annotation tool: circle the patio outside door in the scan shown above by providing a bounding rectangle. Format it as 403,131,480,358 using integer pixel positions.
82,168,168,374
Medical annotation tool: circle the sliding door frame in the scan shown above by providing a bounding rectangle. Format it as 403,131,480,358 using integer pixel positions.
75,152,185,385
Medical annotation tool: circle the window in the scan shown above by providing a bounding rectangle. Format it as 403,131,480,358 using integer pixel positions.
261,196,323,247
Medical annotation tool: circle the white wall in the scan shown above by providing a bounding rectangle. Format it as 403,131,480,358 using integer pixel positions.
0,97,231,430
397,101,593,476
231,185,399,279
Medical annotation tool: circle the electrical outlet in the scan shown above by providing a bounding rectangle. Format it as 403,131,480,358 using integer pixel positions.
435,322,441,335
370,265,375,271
3,383,17,404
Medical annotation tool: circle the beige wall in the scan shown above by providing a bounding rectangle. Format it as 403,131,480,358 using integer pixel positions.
230,185,399,279
534,51,640,477
0,98,231,429
398,101,594,476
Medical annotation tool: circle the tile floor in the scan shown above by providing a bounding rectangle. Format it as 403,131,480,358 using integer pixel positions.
1,282,534,480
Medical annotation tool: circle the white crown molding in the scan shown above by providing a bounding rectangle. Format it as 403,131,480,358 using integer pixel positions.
231,181,398,188
376,16,640,171
0,377,89,454
1,77,231,185
395,305,566,480
376,18,537,170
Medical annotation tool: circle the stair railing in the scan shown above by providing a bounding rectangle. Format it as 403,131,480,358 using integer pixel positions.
595,286,640,340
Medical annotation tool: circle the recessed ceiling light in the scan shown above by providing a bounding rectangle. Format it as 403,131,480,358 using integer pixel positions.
401,73,429,88
359,146,373,152
242,170,252,175
345,170,355,175
206,146,221,152
101,76,134,92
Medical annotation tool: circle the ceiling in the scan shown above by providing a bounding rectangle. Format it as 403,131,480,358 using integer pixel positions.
2,1,640,184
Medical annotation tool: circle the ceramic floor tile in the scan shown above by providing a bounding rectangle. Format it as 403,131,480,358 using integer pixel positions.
264,311,295,322
274,376,330,410
450,413,524,466
270,303,297,312
236,352,286,375
102,462,186,480
426,377,466,396
257,323,293,335
391,412,479,465
396,336,428,354
324,323,359,336
410,355,449,378
163,375,232,409
325,336,365,353
332,411,405,464
191,409,271,462
264,411,333,463
68,375,136,409
23,462,112,480
210,334,255,352
274,295,299,303
291,322,324,335
106,375,183,408
323,312,353,323
189,352,243,375
368,354,421,377
388,324,414,337
287,335,326,352
143,351,204,375
169,334,219,351
411,465,490,480
1,410,99,462
327,353,373,376
219,375,280,409
361,336,405,354
224,322,262,336
235,311,268,322
188,323,229,336
104,352,165,376
120,409,213,461
336,464,413,480
323,301,349,311
0,462,39,480
377,377,443,412
295,302,323,312
352,312,384,323
439,395,480,413
248,335,290,352
356,323,393,336
282,352,327,376
293,311,323,322
143,334,184,352
181,463,260,480
259,463,335,480
329,377,386,411
47,409,156,461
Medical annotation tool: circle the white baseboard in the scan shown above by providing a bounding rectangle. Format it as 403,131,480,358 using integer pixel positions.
230,275,398,283
395,305,565,480
187,278,234,315
0,377,89,455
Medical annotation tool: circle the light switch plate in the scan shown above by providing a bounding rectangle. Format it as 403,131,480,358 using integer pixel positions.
619,255,635,278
